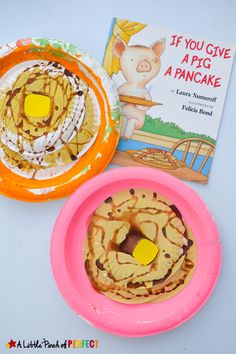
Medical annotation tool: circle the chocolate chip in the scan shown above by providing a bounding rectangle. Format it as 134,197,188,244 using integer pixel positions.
188,239,193,247
104,196,113,204
77,90,83,96
182,239,194,254
70,154,77,161
52,62,59,68
164,253,170,258
96,259,105,271
170,204,182,219
46,146,55,152
64,68,73,77
153,192,157,198
129,188,135,195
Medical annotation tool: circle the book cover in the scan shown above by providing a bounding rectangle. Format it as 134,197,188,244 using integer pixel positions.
103,18,235,183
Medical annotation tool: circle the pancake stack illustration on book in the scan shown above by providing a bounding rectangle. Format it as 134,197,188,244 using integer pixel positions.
132,148,185,169
84,188,196,304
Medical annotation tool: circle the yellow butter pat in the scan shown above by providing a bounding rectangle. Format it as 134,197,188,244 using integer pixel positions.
24,93,50,117
132,239,159,265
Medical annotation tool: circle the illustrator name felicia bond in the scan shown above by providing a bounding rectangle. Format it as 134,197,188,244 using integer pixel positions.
181,105,213,116
176,89,217,102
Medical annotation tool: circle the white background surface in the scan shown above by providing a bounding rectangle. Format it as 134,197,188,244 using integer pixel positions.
0,1,235,353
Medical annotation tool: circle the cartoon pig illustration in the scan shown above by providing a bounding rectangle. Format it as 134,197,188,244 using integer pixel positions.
113,35,165,139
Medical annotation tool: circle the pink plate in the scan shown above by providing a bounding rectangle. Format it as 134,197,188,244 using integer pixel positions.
50,167,221,337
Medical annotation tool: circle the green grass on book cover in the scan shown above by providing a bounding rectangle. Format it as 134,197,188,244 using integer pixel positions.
141,115,216,145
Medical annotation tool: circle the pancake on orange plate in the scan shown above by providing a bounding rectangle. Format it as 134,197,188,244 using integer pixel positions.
0,38,120,201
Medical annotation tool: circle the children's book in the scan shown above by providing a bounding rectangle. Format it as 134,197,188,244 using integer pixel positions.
103,18,235,183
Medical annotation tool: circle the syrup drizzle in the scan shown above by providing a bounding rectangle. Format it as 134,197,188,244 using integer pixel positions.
84,189,195,303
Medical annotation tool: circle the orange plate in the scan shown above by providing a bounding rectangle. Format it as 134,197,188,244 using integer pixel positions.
0,38,120,202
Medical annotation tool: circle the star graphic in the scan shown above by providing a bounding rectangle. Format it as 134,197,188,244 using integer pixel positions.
6,340,16,349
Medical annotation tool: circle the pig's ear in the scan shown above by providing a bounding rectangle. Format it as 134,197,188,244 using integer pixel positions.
150,38,166,57
113,35,127,58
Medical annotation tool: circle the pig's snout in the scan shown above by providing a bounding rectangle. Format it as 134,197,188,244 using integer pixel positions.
136,60,151,73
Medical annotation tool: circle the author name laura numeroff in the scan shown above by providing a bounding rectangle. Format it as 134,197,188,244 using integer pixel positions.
176,89,217,116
